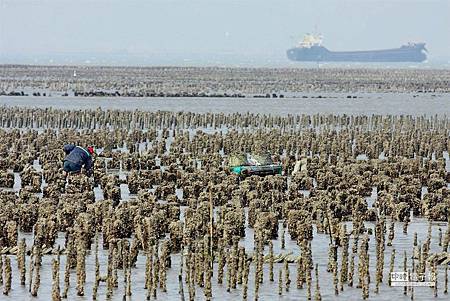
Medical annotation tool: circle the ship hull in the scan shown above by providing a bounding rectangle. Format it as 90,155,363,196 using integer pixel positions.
287,45,427,62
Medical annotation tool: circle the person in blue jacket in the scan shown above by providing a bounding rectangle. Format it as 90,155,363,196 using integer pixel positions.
63,144,94,175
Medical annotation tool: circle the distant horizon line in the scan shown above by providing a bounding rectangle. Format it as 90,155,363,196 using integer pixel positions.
1,62,449,71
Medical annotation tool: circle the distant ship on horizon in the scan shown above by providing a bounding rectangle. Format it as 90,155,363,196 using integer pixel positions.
287,34,427,63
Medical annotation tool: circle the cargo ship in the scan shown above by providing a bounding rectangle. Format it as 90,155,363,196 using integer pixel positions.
287,34,427,62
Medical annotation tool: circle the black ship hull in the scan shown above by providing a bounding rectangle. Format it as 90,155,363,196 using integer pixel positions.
287,44,427,63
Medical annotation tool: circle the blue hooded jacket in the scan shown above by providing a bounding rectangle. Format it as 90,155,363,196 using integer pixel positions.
63,144,93,172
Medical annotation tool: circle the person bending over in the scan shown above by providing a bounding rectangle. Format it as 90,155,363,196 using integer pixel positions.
63,144,94,176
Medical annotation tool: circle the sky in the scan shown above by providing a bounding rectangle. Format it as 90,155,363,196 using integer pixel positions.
0,0,449,66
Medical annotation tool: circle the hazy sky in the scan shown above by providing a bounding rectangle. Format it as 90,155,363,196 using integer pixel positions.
1,0,449,64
